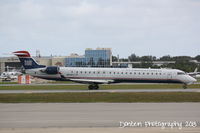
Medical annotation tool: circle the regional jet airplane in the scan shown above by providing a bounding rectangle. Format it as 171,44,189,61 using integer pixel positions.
13,51,196,89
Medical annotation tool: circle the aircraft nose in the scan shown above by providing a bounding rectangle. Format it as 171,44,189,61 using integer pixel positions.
190,76,197,83
184,75,197,85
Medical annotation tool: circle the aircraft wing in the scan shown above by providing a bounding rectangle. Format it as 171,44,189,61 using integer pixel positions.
69,78,114,84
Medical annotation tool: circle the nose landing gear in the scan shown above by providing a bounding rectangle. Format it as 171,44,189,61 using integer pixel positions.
88,84,99,90
183,84,187,89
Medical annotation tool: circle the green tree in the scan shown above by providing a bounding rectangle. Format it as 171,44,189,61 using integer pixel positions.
128,54,140,61
194,55,200,61
141,56,156,61
159,55,173,61
112,56,118,62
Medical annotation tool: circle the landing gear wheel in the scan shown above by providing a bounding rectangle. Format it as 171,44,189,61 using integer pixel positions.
88,84,99,90
88,85,93,90
183,84,187,89
94,84,99,90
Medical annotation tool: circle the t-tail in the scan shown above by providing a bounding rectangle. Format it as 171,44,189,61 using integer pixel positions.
13,51,46,69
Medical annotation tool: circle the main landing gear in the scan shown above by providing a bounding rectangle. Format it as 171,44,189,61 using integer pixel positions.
183,84,187,89
88,84,99,90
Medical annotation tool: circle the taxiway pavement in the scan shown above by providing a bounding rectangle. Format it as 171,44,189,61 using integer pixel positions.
0,103,199,128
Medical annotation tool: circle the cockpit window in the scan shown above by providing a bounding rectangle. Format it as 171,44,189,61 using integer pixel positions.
177,72,185,75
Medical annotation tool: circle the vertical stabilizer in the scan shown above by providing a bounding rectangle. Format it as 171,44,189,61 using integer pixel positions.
13,51,46,69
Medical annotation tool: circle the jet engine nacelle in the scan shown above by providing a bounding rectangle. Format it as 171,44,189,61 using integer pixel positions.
45,66,60,74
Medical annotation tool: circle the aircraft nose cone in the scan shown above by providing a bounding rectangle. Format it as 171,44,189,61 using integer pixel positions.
190,76,197,83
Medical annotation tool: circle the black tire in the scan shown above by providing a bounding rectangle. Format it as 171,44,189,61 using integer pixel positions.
93,84,99,90
88,85,93,90
183,84,187,89
88,84,99,90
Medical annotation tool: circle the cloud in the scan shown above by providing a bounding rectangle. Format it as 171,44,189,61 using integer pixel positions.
0,0,200,57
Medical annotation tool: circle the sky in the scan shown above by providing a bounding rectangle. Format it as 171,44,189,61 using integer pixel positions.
0,0,200,58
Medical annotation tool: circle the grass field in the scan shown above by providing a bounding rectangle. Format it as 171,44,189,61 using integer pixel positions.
0,84,200,90
0,82,17,84
0,92,200,103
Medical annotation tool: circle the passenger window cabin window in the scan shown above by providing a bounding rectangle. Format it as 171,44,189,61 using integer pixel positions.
103,72,105,74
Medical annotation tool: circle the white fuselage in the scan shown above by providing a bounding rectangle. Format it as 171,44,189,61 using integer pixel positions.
25,67,196,85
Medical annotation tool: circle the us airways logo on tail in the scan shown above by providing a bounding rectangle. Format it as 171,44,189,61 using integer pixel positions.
24,60,33,66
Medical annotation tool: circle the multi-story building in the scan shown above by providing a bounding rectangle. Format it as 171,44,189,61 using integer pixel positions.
65,54,86,67
65,48,112,67
85,48,112,67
